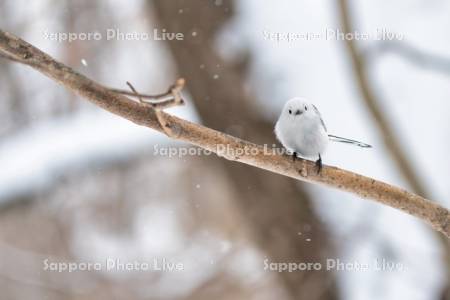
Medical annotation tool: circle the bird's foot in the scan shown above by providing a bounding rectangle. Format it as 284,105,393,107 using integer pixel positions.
292,152,297,162
315,154,322,175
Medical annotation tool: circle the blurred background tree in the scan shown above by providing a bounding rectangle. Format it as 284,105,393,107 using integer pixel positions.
0,0,449,299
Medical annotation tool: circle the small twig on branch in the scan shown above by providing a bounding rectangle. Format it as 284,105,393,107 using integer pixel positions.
110,79,185,109
0,49,23,63
123,80,184,137
0,29,449,238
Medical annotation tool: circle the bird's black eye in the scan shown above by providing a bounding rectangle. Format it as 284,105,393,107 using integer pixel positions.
288,109,292,114
304,106,308,111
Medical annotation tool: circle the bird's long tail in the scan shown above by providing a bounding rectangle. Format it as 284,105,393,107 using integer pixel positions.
328,134,372,148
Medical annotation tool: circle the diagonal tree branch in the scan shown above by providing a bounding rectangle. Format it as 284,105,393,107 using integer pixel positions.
0,29,449,238
337,0,430,198
337,1,450,296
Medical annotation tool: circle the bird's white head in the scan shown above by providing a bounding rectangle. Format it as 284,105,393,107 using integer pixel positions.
280,97,315,120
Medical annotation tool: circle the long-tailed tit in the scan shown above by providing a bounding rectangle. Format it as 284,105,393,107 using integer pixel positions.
275,97,371,173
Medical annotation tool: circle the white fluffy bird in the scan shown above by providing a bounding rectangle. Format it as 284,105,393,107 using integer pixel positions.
275,97,371,173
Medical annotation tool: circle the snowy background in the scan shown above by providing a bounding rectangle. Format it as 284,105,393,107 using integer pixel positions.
0,0,449,299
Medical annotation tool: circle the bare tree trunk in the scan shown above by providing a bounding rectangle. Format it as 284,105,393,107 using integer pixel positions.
150,1,339,298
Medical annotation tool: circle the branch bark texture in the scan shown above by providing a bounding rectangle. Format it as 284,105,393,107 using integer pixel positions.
0,29,449,238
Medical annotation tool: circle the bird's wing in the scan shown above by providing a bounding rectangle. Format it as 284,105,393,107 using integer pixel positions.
328,134,372,148
312,104,327,132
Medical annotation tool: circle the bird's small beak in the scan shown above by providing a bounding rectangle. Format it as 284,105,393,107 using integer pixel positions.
295,110,302,115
